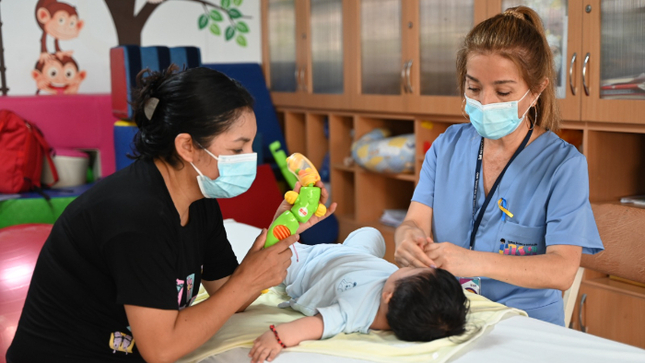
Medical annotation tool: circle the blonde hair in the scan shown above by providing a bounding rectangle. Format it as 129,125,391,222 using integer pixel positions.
456,6,560,131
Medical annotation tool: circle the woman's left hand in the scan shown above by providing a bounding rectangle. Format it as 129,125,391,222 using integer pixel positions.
425,242,478,277
272,180,337,234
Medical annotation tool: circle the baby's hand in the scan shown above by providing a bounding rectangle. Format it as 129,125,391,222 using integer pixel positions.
249,330,283,363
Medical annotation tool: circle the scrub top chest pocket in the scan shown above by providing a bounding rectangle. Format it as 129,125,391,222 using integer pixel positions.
497,221,545,256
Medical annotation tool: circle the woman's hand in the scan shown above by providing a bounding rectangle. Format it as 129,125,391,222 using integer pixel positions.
232,229,297,292
249,330,283,363
425,242,476,277
394,224,435,268
271,180,337,235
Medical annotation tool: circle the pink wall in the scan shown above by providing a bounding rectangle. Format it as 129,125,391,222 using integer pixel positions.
0,94,117,177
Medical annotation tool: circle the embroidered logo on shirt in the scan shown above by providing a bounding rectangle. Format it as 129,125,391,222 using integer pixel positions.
337,278,357,292
498,238,538,255
109,331,135,354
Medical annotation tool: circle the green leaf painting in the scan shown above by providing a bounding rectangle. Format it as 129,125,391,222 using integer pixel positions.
195,2,251,47
225,26,236,41
210,23,221,35
236,35,247,47
210,10,223,21
236,21,249,33
198,14,208,29
228,9,242,19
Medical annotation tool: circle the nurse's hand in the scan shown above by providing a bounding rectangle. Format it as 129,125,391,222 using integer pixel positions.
233,229,297,292
394,226,436,268
425,242,476,277
272,180,337,235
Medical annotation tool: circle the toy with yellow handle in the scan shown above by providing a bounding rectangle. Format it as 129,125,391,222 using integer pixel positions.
264,153,327,248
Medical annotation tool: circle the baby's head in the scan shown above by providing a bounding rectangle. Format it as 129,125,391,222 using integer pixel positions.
381,267,468,342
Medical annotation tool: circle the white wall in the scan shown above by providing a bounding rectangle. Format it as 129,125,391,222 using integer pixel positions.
1,0,261,95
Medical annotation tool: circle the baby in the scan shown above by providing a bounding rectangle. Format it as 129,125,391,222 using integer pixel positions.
250,227,469,363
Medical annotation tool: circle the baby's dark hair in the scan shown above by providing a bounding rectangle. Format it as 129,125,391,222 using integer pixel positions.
130,64,254,168
387,268,468,342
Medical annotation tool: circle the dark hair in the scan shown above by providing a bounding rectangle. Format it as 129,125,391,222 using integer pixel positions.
456,6,560,131
387,268,468,342
130,64,254,168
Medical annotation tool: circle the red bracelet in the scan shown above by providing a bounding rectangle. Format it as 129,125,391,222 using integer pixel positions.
269,324,287,348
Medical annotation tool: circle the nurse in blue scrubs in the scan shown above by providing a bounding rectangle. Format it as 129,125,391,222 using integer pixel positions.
394,6,603,326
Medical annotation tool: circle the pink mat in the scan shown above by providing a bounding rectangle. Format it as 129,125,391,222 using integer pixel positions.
0,94,117,177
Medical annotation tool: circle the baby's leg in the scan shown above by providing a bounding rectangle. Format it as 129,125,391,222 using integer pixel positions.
341,227,385,258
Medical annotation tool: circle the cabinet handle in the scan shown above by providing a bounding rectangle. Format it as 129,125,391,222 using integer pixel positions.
295,67,301,91
569,53,577,96
300,68,307,92
578,293,587,333
405,60,413,94
582,53,590,96
401,62,407,93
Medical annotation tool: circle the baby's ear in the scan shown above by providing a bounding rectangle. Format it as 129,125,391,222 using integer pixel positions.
382,290,394,304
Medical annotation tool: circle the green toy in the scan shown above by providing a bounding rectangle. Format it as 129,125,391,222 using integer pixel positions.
269,141,298,188
264,153,327,248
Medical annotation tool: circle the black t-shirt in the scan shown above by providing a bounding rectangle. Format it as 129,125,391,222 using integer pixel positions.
6,159,239,362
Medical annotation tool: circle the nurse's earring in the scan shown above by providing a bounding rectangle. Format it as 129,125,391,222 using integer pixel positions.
528,106,537,130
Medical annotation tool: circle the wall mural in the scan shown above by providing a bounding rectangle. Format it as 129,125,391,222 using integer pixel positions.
32,0,86,95
0,0,259,95
105,0,252,47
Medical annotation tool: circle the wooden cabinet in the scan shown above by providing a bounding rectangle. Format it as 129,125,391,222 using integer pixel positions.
352,0,488,115
493,0,645,123
570,275,645,349
262,0,352,109
264,0,645,349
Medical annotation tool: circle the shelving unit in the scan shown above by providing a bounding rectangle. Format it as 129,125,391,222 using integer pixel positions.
264,0,645,349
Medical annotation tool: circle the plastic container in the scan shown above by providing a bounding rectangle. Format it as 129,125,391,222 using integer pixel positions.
42,148,90,188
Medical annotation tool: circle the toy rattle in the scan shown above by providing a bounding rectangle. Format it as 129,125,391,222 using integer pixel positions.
264,153,327,248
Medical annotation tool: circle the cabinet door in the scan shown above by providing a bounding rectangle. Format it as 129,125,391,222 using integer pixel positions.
264,0,298,93
496,0,584,121
310,0,345,95
580,0,645,123
350,0,408,113
406,0,486,117
574,280,645,349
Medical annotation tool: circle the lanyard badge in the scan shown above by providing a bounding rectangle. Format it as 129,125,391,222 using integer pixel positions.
459,277,481,295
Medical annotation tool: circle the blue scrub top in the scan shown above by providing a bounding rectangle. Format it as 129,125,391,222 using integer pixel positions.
412,123,603,326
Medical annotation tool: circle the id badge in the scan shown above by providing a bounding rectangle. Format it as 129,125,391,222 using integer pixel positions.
459,277,481,295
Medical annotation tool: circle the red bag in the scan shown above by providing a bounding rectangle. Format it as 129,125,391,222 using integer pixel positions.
0,109,58,194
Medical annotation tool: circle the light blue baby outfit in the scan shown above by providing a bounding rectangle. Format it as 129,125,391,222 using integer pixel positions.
412,123,603,326
283,227,397,339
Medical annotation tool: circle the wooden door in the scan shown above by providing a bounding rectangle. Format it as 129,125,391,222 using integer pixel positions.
485,0,585,121
572,278,645,349
406,0,487,117
580,0,645,124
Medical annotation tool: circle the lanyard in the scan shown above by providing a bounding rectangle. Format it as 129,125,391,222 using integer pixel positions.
469,128,533,250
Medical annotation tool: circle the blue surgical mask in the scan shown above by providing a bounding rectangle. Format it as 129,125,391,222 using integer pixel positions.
190,148,257,199
465,89,537,140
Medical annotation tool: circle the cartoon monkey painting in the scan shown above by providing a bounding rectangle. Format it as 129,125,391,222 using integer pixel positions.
35,0,84,64
32,54,86,95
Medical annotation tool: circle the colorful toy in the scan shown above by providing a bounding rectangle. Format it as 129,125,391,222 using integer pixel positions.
269,140,298,188
264,153,327,248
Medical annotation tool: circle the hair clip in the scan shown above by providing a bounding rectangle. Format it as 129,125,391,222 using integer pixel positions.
144,97,160,120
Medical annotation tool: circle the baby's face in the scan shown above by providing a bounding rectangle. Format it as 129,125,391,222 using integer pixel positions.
383,267,435,295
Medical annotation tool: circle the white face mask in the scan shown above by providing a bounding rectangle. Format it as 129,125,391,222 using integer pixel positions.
465,89,539,140
190,148,257,199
